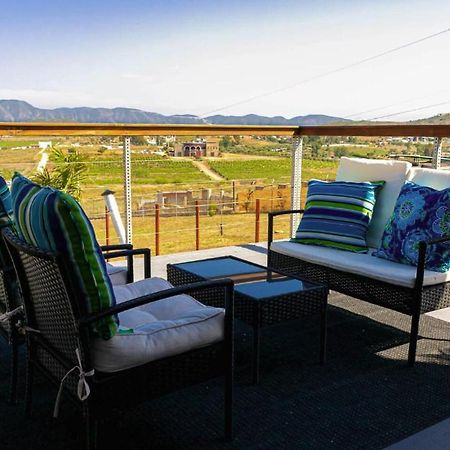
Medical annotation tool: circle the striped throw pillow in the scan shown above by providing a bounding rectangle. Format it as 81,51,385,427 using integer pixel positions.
292,179,385,253
11,173,118,339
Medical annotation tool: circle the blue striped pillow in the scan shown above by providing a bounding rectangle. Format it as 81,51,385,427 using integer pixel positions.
11,173,118,339
292,179,384,253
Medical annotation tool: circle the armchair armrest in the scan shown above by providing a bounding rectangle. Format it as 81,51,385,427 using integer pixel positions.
101,244,133,252
267,209,304,248
414,235,450,290
79,278,234,326
103,248,151,281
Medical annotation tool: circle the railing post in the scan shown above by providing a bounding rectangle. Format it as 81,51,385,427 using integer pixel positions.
105,206,110,247
290,135,303,237
255,198,260,243
432,137,443,169
155,204,160,256
123,136,132,244
195,200,200,250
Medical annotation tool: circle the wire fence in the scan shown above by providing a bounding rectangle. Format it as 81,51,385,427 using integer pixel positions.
92,195,299,256
3,144,447,256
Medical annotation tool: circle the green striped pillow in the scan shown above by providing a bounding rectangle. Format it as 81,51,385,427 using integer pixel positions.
11,173,118,339
292,179,385,253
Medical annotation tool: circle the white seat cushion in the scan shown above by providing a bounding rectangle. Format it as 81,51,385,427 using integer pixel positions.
92,277,224,373
336,157,412,248
271,240,450,288
106,262,128,285
407,167,450,190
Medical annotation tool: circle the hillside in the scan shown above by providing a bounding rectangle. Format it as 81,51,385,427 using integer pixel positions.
410,113,450,124
0,99,347,126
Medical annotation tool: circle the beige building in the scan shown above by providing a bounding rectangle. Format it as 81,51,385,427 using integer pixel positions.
173,140,219,157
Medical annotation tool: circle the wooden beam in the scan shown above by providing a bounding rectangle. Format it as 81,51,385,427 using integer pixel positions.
297,124,450,137
0,122,298,137
0,122,449,137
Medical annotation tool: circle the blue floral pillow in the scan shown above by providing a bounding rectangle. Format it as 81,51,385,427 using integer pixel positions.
374,181,450,272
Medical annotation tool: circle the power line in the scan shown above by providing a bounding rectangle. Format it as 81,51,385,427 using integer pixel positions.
199,28,450,118
368,99,450,120
344,88,450,119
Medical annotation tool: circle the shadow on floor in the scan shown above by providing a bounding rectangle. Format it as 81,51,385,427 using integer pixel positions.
1,293,449,450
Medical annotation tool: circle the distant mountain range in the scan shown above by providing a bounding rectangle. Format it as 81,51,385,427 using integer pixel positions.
0,100,349,126
1,99,448,125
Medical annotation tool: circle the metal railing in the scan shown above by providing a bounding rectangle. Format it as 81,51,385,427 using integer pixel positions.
1,121,449,245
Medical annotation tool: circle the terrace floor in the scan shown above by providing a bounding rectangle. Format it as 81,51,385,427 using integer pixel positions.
1,243,450,449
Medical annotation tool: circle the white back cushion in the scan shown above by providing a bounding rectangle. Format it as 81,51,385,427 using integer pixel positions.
407,167,450,190
336,157,412,248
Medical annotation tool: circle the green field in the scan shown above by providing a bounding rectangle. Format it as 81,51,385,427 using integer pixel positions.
0,140,39,149
84,158,211,185
209,159,338,182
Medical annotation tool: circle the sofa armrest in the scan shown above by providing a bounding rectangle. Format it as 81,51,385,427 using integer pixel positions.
415,235,450,291
267,209,304,248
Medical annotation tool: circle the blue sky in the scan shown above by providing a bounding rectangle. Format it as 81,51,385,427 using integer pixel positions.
1,0,449,120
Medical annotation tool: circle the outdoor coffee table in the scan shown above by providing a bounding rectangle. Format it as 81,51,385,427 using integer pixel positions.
167,256,328,384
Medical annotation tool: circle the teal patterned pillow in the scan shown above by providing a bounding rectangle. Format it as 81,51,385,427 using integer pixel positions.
10,173,118,339
374,181,450,272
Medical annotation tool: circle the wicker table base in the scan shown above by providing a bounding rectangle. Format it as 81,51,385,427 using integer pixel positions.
168,256,328,384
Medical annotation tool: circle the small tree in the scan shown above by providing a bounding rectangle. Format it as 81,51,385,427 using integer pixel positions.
130,136,147,146
220,136,232,150
243,187,254,213
334,147,349,158
32,147,88,201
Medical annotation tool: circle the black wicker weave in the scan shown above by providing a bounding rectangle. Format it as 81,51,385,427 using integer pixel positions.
3,228,234,450
0,234,25,404
267,209,450,366
168,256,328,384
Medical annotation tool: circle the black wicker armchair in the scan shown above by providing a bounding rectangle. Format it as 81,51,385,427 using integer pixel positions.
268,210,450,366
3,228,234,449
0,239,151,405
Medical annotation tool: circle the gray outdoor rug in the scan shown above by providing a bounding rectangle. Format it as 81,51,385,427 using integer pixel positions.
1,292,449,449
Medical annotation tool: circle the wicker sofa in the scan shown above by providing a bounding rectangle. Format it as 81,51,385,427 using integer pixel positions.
268,157,450,366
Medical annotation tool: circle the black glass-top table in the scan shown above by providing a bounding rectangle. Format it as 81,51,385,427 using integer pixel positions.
167,256,328,384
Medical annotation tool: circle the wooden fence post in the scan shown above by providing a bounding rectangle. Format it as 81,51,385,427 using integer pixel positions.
155,204,160,256
232,180,236,212
195,200,200,250
255,198,261,243
105,206,110,247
